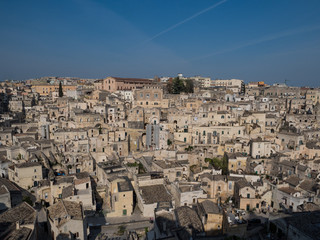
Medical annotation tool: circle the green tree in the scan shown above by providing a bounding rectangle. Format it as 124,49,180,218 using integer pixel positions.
185,79,194,93
117,225,126,235
205,156,228,175
23,196,33,206
59,81,63,97
185,146,193,152
138,163,146,174
221,155,228,175
166,80,173,94
172,77,185,94
31,96,36,106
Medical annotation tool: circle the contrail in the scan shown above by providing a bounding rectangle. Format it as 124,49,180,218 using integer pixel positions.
192,24,320,61
143,0,227,44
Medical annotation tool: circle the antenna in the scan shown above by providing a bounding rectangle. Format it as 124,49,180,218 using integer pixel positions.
284,79,290,85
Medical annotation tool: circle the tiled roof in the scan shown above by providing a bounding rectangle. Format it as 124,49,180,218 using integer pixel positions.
61,185,74,199
299,179,317,193
199,200,221,214
175,206,203,233
236,179,251,189
0,185,9,195
15,162,41,168
284,175,300,187
47,200,83,227
74,177,90,185
111,77,153,83
118,180,133,192
140,185,172,204
0,202,36,224
0,178,20,192
278,187,300,195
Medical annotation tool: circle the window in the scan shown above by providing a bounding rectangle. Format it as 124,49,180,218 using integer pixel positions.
154,93,158,98
34,169,37,172
247,193,250,198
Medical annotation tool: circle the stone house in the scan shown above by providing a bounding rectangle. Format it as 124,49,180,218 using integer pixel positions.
0,177,22,212
197,199,223,235
47,200,88,240
106,176,133,217
0,202,38,240
8,162,43,189
234,179,260,211
170,181,207,207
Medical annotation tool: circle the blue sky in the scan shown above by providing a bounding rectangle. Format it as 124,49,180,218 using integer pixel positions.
1,0,320,86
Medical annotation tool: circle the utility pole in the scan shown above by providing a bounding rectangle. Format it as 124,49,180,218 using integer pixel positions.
284,79,290,86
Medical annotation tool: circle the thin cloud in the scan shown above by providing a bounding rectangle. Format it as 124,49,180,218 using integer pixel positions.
143,0,227,44
193,25,320,61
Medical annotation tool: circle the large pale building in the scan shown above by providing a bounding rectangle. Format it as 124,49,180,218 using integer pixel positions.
212,79,245,93
31,84,77,96
96,76,154,92
306,89,320,104
133,85,165,108
190,76,212,88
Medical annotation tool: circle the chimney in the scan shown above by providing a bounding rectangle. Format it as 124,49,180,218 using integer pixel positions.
53,217,59,226
16,221,20,230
